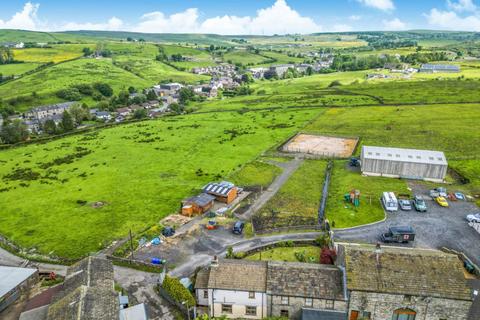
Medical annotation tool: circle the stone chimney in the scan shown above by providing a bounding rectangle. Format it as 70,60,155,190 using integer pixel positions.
375,242,382,267
211,255,219,267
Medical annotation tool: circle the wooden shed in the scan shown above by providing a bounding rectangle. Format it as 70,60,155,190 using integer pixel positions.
203,181,238,204
360,146,448,182
181,193,215,217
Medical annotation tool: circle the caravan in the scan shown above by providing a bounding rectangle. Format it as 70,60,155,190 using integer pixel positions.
382,192,399,212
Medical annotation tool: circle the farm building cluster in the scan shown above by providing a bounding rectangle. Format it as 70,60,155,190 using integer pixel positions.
195,243,474,320
248,59,333,79
181,181,239,216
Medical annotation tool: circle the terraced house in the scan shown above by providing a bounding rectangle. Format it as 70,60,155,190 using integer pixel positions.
339,244,474,320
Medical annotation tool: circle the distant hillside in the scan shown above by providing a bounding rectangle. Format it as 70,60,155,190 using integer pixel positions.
63,30,237,45
0,29,101,43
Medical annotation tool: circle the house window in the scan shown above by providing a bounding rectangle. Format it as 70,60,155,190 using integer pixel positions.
280,310,289,317
222,304,232,314
392,308,416,320
249,291,255,299
203,290,208,299
280,296,289,305
325,299,334,309
305,298,313,307
246,306,257,316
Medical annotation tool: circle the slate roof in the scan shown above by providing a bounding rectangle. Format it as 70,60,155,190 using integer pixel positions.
0,266,37,298
302,308,347,320
207,259,267,292
420,64,460,72
195,268,210,289
362,146,447,165
183,193,215,207
47,256,119,320
344,245,473,301
266,261,346,300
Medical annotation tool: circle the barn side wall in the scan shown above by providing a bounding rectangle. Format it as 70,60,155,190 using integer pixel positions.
360,158,447,181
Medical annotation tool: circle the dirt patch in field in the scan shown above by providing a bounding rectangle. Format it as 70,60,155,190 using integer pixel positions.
160,214,191,227
283,134,358,158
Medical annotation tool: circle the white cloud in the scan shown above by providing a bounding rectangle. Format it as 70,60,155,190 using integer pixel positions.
1,0,321,35
60,17,124,31
0,2,40,30
134,8,200,33
134,0,321,35
425,8,480,31
349,15,362,21
382,17,407,30
447,0,477,12
356,0,395,11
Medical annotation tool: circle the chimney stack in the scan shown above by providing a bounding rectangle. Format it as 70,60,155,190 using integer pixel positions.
375,242,382,267
211,255,219,267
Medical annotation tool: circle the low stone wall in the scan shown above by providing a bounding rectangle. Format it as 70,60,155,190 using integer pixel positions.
253,225,323,235
106,255,163,272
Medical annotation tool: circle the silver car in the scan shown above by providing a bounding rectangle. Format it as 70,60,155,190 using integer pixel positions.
466,213,480,223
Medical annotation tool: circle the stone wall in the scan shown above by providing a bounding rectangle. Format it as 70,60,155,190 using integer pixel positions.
268,295,347,320
349,291,472,320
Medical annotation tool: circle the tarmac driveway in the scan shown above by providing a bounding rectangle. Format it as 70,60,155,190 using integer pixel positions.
335,183,480,266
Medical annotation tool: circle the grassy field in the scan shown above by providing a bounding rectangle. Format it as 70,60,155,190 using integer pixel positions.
223,51,271,65
245,246,319,263
13,44,92,63
253,160,327,231
304,104,480,159
258,51,305,65
228,160,282,189
0,58,152,109
0,63,42,76
326,161,410,228
114,56,209,84
0,109,320,259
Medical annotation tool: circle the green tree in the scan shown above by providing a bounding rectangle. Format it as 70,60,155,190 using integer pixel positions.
241,72,254,83
146,89,157,101
69,104,90,125
133,108,147,119
128,86,136,94
82,47,93,56
179,87,195,104
43,119,57,135
0,47,14,65
0,120,29,144
60,110,75,132
169,103,184,114
94,83,113,97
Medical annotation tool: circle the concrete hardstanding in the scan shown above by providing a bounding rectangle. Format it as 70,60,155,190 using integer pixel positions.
348,291,472,320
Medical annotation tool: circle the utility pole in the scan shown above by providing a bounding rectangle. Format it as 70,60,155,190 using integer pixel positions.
129,229,134,261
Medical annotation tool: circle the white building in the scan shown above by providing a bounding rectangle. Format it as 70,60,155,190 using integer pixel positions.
195,259,268,319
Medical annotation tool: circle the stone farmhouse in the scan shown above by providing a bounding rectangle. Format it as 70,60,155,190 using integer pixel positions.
338,244,474,320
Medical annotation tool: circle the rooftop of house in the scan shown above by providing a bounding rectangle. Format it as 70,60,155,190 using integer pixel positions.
47,256,119,320
0,266,37,298
267,261,346,300
343,244,473,301
202,181,236,197
183,193,215,207
206,259,267,292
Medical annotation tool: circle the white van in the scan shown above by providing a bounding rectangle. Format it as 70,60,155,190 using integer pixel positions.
382,192,398,212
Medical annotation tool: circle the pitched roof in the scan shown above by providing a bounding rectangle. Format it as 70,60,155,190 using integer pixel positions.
362,146,447,166
194,268,210,289
0,266,37,298
184,193,215,207
47,256,119,320
344,245,473,301
207,259,267,292
266,261,346,300
203,182,235,197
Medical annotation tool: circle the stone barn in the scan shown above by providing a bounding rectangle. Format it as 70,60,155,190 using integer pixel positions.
360,146,448,182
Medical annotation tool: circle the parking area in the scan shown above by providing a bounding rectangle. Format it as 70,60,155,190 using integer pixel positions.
335,182,480,266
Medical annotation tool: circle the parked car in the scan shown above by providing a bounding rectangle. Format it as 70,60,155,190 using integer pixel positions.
429,187,447,198
454,192,465,201
206,220,218,230
381,226,415,243
466,213,480,223
232,221,245,235
435,196,449,207
162,227,175,237
413,196,427,212
398,199,412,211
381,192,398,212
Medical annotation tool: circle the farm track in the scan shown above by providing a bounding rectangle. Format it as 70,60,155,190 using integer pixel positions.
236,157,303,220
